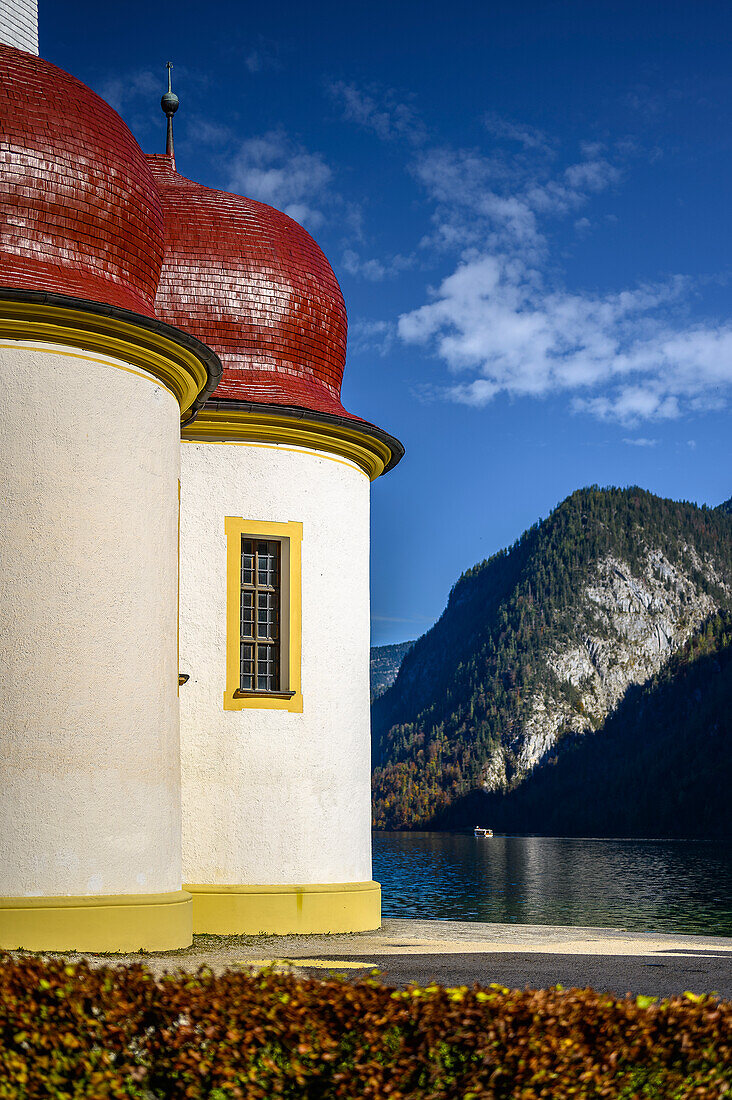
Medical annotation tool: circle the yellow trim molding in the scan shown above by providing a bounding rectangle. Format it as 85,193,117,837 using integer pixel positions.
186,881,381,935
0,890,192,953
0,299,210,418
185,436,365,476
184,406,392,480
224,517,303,712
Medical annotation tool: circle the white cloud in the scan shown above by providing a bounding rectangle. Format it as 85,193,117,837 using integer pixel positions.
340,249,413,282
396,125,732,424
349,318,396,357
411,140,622,258
483,113,553,154
623,437,659,447
225,131,332,229
574,391,681,423
99,69,158,114
329,81,424,143
184,117,232,147
564,157,620,192
399,252,732,423
341,250,388,281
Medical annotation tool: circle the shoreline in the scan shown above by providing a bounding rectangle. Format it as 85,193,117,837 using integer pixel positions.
375,830,732,842
20,917,732,998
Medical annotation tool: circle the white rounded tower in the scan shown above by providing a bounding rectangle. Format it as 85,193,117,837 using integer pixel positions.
0,46,220,951
149,157,403,934
0,28,401,947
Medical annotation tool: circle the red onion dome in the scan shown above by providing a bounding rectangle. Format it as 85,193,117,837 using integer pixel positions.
147,155,352,418
0,45,164,317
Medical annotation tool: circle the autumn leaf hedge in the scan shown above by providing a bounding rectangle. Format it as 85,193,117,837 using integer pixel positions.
0,955,730,1098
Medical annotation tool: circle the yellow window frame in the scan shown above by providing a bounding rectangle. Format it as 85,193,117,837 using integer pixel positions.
224,517,303,712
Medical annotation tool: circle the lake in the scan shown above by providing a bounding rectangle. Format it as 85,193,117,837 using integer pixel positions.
373,832,732,936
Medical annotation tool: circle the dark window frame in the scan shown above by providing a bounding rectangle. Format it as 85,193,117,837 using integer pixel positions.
239,536,282,693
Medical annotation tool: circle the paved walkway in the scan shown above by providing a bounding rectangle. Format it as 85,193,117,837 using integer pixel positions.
68,919,732,998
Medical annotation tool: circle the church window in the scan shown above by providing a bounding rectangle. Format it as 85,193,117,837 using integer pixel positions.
239,538,280,692
224,517,303,712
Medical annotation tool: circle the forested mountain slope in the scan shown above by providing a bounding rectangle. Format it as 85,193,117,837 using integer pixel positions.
372,487,732,829
436,612,732,838
370,640,415,701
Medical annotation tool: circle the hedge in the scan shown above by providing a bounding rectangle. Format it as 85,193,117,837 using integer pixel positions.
0,954,730,1098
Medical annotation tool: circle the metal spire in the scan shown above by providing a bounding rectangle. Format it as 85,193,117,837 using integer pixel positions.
161,62,179,157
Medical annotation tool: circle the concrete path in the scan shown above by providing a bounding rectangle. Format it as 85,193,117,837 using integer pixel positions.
64,918,732,998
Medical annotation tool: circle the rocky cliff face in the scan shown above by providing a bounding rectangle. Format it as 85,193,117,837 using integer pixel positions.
488,547,727,790
459,610,732,840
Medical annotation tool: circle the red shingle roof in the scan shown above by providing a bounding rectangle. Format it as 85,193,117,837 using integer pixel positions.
147,154,357,418
0,46,399,452
0,44,164,317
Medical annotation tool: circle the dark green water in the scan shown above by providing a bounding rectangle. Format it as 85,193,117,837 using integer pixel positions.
372,833,732,936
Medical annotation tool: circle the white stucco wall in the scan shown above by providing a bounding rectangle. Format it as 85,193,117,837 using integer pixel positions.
179,440,373,886
0,0,38,53
0,341,182,897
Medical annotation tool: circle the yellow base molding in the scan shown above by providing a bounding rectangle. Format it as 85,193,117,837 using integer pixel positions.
186,881,381,936
0,890,192,953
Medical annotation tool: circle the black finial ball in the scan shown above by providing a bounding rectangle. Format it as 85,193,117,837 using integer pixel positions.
161,90,179,116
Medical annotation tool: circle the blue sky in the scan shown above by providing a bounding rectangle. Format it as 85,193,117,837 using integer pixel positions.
45,1,732,644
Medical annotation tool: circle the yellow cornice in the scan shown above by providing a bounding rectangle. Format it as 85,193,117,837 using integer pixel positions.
0,298,212,418
183,406,393,480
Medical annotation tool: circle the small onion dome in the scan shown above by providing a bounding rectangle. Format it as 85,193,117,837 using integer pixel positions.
147,154,355,418
0,45,164,317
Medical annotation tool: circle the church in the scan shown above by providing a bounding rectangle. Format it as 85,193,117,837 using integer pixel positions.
0,3,402,952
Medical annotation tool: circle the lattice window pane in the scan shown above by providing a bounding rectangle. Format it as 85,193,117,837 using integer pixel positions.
240,537,282,693
257,541,278,588
240,590,254,639
257,644,278,691
241,539,254,586
240,642,254,691
257,591,278,641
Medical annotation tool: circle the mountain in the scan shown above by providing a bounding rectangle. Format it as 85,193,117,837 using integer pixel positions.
719,496,732,516
436,612,732,838
372,487,732,830
370,640,415,701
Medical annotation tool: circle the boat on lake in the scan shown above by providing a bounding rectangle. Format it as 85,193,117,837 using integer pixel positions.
474,826,493,838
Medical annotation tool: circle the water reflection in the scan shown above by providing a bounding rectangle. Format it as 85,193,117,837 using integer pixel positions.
373,833,732,935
